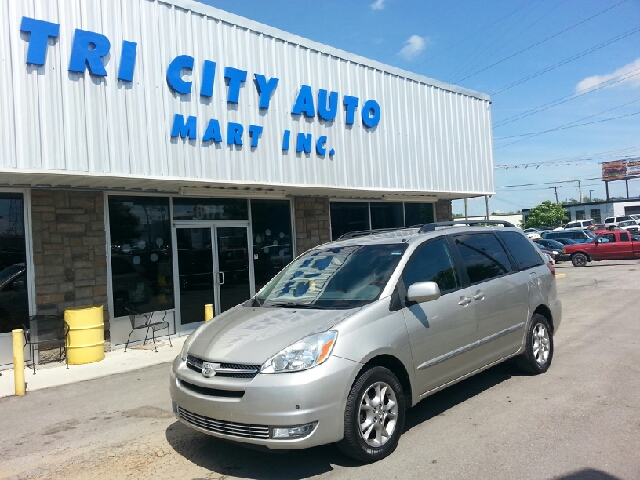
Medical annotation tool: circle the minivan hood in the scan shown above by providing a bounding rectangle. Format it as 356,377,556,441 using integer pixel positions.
187,305,360,365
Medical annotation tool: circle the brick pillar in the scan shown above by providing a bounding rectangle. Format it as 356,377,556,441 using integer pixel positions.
31,190,110,346
435,199,453,222
293,197,331,256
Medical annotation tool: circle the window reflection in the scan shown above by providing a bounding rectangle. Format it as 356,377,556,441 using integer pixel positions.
250,200,293,291
108,196,174,317
0,193,28,334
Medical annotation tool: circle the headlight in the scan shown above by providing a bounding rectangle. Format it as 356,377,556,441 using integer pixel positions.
261,331,338,374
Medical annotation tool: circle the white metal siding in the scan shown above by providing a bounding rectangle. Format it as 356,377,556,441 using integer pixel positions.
0,0,494,196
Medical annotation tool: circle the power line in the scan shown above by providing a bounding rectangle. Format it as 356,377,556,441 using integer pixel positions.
495,97,640,140
447,0,546,82
414,1,532,69
490,26,640,96
494,67,640,128
457,0,569,80
495,146,640,170
443,1,533,82
454,0,629,83
494,110,640,149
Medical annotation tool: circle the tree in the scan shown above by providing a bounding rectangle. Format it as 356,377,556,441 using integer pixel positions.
524,201,567,229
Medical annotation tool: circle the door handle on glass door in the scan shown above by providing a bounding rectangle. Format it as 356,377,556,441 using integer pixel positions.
219,271,225,285
473,291,485,301
458,296,472,306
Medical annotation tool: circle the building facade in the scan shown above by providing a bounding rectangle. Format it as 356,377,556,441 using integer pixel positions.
0,0,494,367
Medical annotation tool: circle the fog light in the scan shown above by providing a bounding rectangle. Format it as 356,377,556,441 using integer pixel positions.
270,422,317,439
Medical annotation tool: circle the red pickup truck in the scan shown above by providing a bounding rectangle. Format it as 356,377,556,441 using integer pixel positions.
563,230,640,266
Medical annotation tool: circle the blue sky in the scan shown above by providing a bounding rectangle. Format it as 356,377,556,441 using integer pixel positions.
198,0,640,216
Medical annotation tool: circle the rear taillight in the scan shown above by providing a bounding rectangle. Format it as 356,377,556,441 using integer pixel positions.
546,262,556,276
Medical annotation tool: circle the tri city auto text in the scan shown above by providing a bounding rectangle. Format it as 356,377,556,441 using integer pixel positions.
19,16,382,158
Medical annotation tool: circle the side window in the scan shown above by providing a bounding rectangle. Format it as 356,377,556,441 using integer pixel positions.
602,234,616,243
453,233,512,284
402,239,460,294
620,232,630,242
497,231,544,270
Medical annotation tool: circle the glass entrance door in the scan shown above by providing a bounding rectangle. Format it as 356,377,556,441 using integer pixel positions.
174,223,253,330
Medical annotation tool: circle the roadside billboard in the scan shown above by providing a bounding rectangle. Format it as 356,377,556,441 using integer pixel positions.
601,159,640,180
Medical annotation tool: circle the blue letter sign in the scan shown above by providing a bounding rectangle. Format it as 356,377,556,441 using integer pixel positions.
20,17,60,66
68,29,111,76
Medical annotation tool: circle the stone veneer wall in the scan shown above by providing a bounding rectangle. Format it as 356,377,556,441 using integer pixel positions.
293,197,331,255
31,190,110,343
435,199,453,222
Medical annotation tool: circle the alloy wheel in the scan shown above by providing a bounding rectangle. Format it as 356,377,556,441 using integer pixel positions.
358,381,399,447
532,323,550,367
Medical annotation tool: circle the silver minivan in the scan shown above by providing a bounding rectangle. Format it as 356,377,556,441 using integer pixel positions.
170,221,561,462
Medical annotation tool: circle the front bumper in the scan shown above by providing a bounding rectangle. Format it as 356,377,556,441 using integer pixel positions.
169,354,359,449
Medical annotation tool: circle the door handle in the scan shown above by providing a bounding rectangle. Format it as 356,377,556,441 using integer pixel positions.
473,291,485,301
219,271,225,285
458,296,472,306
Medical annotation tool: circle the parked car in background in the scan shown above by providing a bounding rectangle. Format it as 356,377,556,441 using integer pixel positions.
534,239,570,262
617,220,640,234
562,230,640,266
543,229,597,243
563,220,594,230
523,228,542,239
587,224,605,231
604,216,632,228
551,237,579,246
171,222,561,462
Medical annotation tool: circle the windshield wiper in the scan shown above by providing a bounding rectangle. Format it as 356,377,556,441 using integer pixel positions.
265,302,328,309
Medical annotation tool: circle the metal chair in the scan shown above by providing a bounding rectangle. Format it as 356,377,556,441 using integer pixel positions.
23,315,68,374
124,307,172,352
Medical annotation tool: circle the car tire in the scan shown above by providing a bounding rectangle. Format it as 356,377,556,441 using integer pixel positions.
516,314,554,375
571,253,588,267
337,366,406,463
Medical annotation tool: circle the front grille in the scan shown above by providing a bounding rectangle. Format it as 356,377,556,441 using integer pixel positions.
177,406,270,439
179,379,244,398
186,355,260,378
186,355,203,373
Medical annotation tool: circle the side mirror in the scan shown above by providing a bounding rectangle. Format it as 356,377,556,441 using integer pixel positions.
407,281,441,304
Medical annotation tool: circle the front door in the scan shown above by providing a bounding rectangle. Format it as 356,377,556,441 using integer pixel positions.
173,223,253,332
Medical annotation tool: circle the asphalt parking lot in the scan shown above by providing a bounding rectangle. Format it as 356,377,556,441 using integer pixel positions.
1,259,639,480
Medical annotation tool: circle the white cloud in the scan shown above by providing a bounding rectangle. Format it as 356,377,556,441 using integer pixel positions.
398,35,427,61
371,0,386,10
576,58,640,92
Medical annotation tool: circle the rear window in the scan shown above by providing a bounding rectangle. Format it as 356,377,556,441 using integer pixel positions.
497,231,544,270
620,232,630,242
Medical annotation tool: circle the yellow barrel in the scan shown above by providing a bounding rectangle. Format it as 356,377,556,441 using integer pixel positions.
204,304,214,322
65,305,105,365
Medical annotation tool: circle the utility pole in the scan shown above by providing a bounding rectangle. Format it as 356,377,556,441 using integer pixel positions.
577,180,582,203
464,198,468,220
549,186,559,203
589,189,594,201
484,195,490,220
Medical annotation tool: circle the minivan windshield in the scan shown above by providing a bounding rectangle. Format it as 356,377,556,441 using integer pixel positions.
255,243,408,309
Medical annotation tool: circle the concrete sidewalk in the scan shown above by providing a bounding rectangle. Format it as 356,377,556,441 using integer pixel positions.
0,335,186,398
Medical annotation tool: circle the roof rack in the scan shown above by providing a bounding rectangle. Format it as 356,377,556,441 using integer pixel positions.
419,219,515,232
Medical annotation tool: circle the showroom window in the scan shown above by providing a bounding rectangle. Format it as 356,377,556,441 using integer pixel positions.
330,202,370,240
404,203,435,226
590,209,601,223
575,210,585,220
330,202,435,239
172,198,248,221
250,200,293,291
0,193,29,334
108,196,174,317
370,202,403,230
